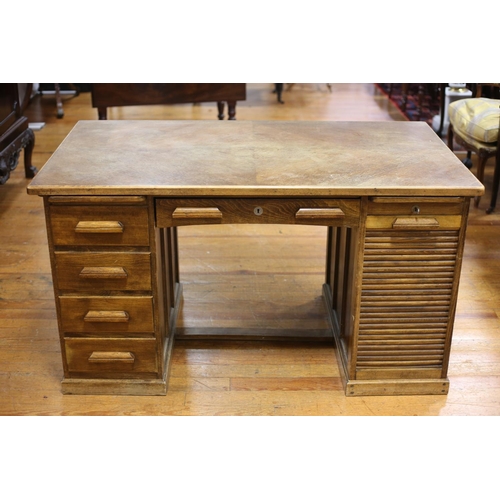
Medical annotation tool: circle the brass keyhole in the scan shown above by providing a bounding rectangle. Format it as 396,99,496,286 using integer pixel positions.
412,205,420,215
254,207,263,216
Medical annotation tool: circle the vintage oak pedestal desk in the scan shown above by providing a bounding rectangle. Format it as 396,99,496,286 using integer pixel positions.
27,120,484,397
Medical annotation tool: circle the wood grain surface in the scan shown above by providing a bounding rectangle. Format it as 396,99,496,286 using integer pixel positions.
27,120,483,197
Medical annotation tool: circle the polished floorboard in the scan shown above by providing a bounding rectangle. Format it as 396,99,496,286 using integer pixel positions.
1,83,500,415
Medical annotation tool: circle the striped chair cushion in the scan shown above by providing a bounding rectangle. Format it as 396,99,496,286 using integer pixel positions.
449,98,500,144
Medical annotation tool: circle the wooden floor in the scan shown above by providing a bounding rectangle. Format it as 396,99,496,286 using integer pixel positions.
2,83,500,415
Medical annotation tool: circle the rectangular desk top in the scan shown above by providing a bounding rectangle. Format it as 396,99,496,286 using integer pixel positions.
27,120,484,197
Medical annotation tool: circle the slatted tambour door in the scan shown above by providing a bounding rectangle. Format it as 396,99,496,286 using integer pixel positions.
356,229,460,379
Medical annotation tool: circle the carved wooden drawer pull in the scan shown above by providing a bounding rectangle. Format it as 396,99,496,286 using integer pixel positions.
79,267,128,279
392,217,440,229
75,221,124,233
172,207,223,219
295,208,345,219
84,310,130,323
88,351,135,363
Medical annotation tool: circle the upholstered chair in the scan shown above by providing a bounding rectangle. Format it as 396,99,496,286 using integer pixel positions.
448,95,500,213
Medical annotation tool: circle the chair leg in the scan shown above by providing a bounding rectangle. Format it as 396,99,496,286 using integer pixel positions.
474,155,488,207
447,123,454,150
463,151,473,169
486,159,500,214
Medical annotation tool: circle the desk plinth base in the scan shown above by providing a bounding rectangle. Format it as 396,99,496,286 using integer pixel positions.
61,377,168,396
344,379,449,397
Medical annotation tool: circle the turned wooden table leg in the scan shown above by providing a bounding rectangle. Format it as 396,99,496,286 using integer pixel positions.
274,84,284,104
217,102,225,120
23,128,37,178
98,107,108,120
227,101,237,120
55,83,64,118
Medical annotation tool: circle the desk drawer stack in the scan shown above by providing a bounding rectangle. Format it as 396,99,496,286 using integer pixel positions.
44,195,170,395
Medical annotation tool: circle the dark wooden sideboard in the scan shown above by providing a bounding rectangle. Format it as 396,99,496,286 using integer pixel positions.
0,83,37,184
91,83,246,120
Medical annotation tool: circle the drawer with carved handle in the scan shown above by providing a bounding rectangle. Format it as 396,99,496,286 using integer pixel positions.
54,252,152,292
49,203,149,246
155,198,361,227
59,296,154,335
64,338,158,377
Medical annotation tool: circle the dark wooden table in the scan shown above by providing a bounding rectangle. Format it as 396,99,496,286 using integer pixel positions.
91,83,246,120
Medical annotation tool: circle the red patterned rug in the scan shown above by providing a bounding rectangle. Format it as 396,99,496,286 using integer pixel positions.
376,83,441,126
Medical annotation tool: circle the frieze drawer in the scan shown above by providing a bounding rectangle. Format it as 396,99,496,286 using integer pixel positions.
156,198,361,227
